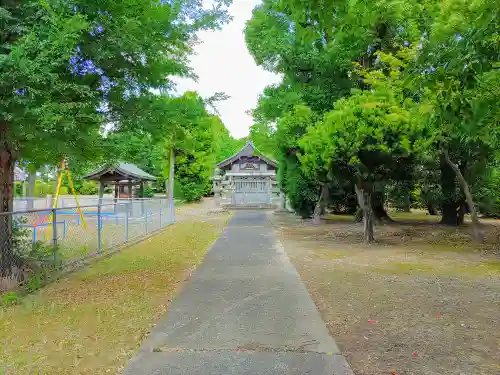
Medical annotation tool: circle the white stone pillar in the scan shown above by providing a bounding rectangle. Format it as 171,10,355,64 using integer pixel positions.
267,177,272,205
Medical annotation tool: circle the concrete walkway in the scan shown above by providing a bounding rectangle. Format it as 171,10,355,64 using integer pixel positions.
125,211,353,375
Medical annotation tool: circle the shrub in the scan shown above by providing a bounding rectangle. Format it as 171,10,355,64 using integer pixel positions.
14,182,24,197
179,182,205,202
33,181,69,196
279,157,317,218
476,168,500,218
142,187,154,198
78,181,98,195
7,216,60,294
174,180,184,200
2,292,19,307
34,180,53,196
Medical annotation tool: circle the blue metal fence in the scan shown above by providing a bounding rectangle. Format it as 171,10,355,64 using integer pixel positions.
0,198,175,292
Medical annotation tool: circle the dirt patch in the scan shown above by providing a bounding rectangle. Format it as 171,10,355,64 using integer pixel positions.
175,197,227,222
271,212,500,375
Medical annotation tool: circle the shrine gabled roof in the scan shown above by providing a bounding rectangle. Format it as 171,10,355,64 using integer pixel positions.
217,141,277,169
83,162,157,182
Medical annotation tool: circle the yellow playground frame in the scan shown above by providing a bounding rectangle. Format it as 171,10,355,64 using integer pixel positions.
47,158,87,231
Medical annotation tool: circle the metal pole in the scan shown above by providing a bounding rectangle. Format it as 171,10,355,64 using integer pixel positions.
51,208,58,265
145,209,148,234
97,202,102,252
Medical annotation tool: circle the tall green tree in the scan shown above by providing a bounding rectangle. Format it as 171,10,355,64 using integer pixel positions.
246,0,500,237
211,116,243,163
410,0,500,236
301,52,422,242
245,0,431,220
275,105,319,218
0,0,231,275
249,122,277,159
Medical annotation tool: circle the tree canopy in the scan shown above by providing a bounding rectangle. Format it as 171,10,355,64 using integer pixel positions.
246,0,500,242
0,0,235,275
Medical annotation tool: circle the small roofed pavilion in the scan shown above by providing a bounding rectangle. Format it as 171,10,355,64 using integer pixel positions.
83,162,157,200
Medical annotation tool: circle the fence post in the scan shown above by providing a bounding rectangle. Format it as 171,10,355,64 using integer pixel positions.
97,202,102,252
125,207,129,241
145,209,148,234
51,208,58,266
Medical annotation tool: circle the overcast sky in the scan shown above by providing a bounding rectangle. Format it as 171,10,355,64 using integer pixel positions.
174,0,281,139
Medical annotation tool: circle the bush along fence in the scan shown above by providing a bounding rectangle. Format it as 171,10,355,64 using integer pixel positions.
0,198,175,293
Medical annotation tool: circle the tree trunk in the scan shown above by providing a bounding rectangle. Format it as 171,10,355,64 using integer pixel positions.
439,153,461,225
426,204,438,216
371,191,394,223
442,148,483,242
456,199,467,225
354,183,374,243
440,201,459,225
312,183,329,225
0,122,15,277
27,171,36,206
364,191,374,242
354,207,363,222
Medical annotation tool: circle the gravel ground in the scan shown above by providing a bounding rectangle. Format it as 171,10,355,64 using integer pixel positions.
270,212,500,375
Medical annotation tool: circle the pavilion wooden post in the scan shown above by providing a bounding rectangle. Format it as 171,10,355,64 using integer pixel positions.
127,180,133,216
128,180,133,199
139,181,144,216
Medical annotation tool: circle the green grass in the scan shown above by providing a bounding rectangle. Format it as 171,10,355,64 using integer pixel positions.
372,262,438,275
324,210,441,223
310,248,347,260
325,210,440,223
0,215,230,375
452,260,500,277
388,210,440,222
372,259,500,277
